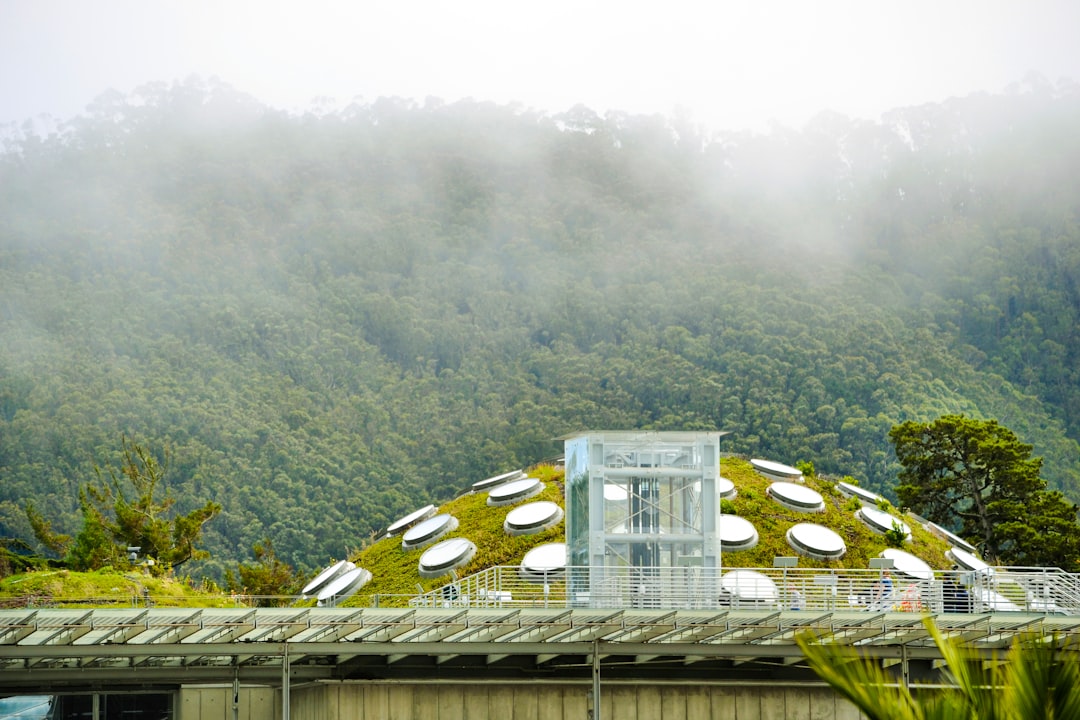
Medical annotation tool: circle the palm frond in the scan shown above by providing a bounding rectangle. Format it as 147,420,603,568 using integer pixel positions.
796,631,922,720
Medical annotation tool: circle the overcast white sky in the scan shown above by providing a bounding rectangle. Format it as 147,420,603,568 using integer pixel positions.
2,0,1079,132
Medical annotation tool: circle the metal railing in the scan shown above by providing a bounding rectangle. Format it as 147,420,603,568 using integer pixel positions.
409,565,1080,615
17,567,1078,613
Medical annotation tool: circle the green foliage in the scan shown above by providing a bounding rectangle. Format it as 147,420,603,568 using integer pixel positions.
798,617,1080,720
891,415,1080,570
24,503,72,558
0,567,227,608
225,538,298,606
795,460,816,478
25,439,221,575
719,498,737,515
884,521,909,548
0,537,41,579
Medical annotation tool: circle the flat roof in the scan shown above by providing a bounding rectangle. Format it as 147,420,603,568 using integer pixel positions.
2,606,1076,692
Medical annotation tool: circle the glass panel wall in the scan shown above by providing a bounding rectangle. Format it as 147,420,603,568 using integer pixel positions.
0,693,173,720
564,431,725,608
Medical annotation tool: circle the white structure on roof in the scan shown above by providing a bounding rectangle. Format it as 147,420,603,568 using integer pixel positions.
563,431,729,608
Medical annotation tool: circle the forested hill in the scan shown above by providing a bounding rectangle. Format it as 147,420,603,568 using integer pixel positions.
2,77,1079,579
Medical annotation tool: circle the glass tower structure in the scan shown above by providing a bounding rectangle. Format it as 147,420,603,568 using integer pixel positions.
564,431,727,608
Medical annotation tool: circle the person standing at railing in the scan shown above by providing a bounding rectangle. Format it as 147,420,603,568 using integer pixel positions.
786,585,804,611
871,571,894,607
943,575,971,613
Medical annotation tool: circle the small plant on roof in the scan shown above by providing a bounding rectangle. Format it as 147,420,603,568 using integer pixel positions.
884,520,908,548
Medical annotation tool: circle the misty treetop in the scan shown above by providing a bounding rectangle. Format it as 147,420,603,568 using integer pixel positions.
1,76,1079,575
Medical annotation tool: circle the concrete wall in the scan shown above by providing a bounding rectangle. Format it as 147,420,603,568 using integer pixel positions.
275,681,866,720
178,684,277,720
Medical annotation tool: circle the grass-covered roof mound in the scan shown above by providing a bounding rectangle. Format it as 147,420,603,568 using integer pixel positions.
0,458,954,609
345,464,565,605
341,458,953,608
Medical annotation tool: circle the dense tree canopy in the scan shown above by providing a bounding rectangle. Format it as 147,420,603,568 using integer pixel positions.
2,77,1080,576
891,415,1080,570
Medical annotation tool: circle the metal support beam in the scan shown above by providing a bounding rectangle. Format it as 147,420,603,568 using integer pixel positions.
232,667,240,720
591,640,601,720
281,642,290,720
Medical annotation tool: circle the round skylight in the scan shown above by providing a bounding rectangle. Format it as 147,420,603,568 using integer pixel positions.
419,538,477,579
856,506,912,541
520,542,567,582
717,476,737,500
926,521,977,553
385,504,438,536
487,477,544,506
472,469,525,493
504,501,564,536
401,513,459,550
836,481,884,505
750,458,804,482
880,548,933,581
721,569,778,604
946,547,992,574
316,566,372,607
768,482,825,513
301,559,355,598
787,523,846,560
718,514,759,552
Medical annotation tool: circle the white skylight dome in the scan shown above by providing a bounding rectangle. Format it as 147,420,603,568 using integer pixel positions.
946,546,992,574
768,482,825,513
504,501,563,536
718,514,759,552
487,477,544,506
786,523,846,560
836,481,884,506
856,506,912,542
401,513,459,550
472,469,526,493
315,566,372,607
926,521,977,553
301,560,355,598
880,548,933,581
721,569,778,605
750,458,804,483
520,542,567,582
385,504,438,536
418,538,477,579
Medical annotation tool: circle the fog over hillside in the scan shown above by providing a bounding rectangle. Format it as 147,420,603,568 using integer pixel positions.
1,78,1079,577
